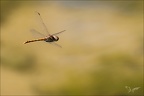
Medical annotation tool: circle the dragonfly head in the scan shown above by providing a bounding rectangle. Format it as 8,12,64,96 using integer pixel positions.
53,35,59,41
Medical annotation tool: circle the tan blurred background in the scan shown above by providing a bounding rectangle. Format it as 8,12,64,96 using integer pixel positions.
1,0,143,95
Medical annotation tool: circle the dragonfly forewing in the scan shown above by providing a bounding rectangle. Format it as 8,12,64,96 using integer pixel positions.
30,29,46,38
35,11,50,36
52,30,66,36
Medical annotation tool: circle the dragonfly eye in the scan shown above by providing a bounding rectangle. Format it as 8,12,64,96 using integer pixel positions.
53,36,59,41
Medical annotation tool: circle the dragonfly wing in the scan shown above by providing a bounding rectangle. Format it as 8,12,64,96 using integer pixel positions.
35,11,50,35
48,42,62,48
30,29,45,38
52,30,66,36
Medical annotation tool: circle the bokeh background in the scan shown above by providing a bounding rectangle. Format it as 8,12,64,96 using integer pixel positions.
1,0,143,96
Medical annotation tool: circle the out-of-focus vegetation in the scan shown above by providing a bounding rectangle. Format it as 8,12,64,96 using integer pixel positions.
1,0,143,96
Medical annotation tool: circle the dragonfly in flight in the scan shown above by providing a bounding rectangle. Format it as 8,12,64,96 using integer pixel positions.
24,12,65,47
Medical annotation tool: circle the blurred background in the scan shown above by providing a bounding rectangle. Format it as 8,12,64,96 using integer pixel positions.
1,0,143,95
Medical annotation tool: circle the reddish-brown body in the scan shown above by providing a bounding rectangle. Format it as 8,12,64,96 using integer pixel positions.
24,11,65,47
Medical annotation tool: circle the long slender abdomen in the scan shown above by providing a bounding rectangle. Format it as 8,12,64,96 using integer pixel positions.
24,38,45,44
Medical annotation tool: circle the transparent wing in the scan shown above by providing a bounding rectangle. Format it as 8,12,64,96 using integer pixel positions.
52,30,66,36
35,11,50,35
49,42,62,48
30,29,45,38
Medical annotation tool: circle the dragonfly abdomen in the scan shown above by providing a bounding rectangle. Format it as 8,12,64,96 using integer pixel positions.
24,38,45,44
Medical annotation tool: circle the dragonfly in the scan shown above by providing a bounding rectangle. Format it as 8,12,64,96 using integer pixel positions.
24,11,65,48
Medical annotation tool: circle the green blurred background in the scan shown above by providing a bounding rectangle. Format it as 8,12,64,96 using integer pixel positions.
1,0,143,96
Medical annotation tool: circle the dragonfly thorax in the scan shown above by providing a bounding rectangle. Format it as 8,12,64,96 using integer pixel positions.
45,35,59,42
